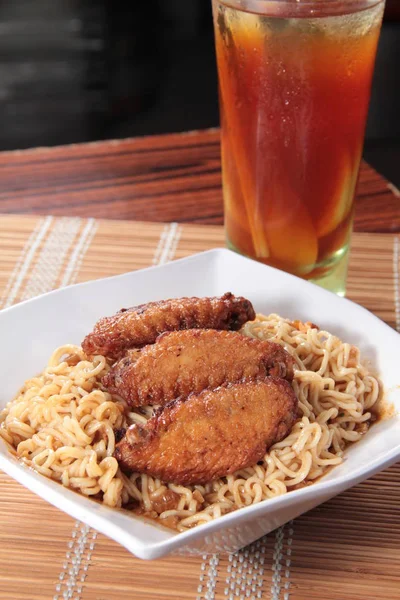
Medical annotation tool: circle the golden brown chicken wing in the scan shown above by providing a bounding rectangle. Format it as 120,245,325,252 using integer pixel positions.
103,329,293,406
114,377,298,485
82,293,255,359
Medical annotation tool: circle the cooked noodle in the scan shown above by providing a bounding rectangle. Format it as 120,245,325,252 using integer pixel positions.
0,314,381,531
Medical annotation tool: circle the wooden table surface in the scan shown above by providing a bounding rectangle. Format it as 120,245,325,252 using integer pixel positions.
0,128,399,231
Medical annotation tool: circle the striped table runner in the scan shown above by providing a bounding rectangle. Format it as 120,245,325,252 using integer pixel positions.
0,214,399,600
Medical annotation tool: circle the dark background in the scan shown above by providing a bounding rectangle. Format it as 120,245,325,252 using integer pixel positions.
0,0,399,184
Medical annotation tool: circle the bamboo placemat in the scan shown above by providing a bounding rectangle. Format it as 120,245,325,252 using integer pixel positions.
0,214,399,600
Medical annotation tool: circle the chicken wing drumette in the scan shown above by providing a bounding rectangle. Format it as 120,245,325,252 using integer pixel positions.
103,329,294,406
114,377,298,485
82,293,255,359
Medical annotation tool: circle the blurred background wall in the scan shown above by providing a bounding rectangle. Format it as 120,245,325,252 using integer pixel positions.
0,0,398,183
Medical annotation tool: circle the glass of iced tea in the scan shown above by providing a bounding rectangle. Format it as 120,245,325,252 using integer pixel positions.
212,0,385,295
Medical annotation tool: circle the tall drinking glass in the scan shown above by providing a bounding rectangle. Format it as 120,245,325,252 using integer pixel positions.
212,0,385,295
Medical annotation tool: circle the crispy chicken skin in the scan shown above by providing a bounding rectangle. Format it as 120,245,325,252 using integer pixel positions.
82,293,255,359
114,377,298,485
103,329,294,406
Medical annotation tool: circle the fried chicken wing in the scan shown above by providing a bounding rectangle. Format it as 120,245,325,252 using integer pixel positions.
103,329,293,406
82,293,255,359
114,377,298,485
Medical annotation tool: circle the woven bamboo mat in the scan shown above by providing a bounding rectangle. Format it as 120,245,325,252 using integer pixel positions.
0,214,399,600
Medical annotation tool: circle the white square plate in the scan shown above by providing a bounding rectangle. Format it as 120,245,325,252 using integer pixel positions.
0,249,399,559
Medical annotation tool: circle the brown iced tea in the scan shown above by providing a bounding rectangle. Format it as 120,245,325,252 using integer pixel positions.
213,0,385,286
